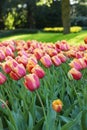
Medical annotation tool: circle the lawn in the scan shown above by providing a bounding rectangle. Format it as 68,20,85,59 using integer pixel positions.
0,30,87,46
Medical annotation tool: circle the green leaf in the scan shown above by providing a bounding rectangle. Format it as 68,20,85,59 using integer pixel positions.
81,110,87,130
33,117,44,130
28,112,33,130
6,120,16,130
61,111,82,130
59,115,72,123
0,118,3,130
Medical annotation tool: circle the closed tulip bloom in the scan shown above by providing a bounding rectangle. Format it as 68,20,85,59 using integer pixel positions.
69,59,83,70
24,73,40,91
84,37,87,44
1,61,12,74
15,55,28,67
13,64,26,78
68,68,82,80
47,48,57,57
9,71,20,80
0,72,7,85
34,48,44,60
52,55,62,66
31,64,45,78
0,50,5,61
52,99,63,112
40,54,52,68
57,53,67,63
4,47,14,57
26,59,37,73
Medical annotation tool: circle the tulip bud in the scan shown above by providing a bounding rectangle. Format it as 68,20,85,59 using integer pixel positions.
24,73,40,91
40,54,52,68
13,64,26,78
84,37,87,44
31,64,45,78
52,99,63,112
1,61,12,74
26,59,37,73
51,55,62,66
9,71,20,80
0,72,7,85
68,68,82,80
0,50,5,61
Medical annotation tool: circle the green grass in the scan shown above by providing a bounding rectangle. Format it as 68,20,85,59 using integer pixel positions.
0,30,87,46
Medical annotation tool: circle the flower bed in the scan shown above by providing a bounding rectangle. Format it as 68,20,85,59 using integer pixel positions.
0,38,87,130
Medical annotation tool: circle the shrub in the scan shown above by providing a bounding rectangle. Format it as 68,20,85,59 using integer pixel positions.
43,26,82,33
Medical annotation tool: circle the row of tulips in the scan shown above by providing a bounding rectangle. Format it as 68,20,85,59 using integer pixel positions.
0,38,87,85
0,37,87,129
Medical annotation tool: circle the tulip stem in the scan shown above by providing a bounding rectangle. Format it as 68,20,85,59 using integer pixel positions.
0,99,18,130
36,90,46,118
36,90,49,130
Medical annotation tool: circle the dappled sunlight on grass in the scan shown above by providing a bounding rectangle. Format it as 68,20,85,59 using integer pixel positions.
0,30,87,46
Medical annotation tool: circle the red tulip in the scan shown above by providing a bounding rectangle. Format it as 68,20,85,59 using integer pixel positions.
31,64,45,78
47,48,57,57
1,61,12,74
68,68,82,80
84,37,87,44
13,64,26,78
0,50,5,61
0,72,7,85
24,73,40,91
57,53,67,63
9,71,20,80
69,59,83,70
34,48,44,60
52,55,62,66
40,54,52,68
15,55,28,67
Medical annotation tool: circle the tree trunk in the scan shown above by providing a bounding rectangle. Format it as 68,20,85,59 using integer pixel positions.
61,0,70,34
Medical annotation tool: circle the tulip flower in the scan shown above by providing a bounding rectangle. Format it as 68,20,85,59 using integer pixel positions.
9,71,20,80
57,53,67,63
40,54,52,68
84,37,87,44
68,68,82,80
34,48,44,60
52,99,63,112
15,55,28,67
0,72,7,85
52,55,62,66
31,64,45,78
26,59,37,73
0,50,5,61
46,48,57,57
24,73,40,91
1,61,12,74
4,46,14,57
13,64,26,78
69,59,83,70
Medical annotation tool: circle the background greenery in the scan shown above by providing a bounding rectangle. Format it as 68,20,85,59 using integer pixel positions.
0,30,87,46
0,0,87,30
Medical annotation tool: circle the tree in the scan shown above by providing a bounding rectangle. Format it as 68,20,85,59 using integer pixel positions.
61,0,70,34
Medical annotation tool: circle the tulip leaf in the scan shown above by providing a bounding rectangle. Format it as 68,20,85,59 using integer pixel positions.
0,118,3,130
6,120,16,130
59,115,72,123
33,117,44,130
28,112,33,130
81,110,87,130
61,111,82,130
